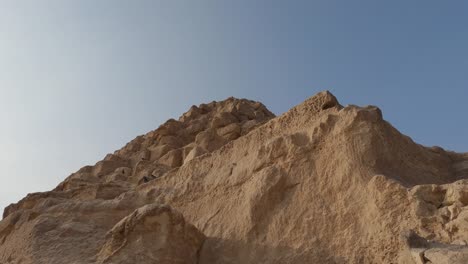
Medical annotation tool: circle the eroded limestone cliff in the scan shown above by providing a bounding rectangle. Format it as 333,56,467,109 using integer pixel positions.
1,91,467,263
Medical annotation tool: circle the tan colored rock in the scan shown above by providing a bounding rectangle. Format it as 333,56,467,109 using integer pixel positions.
128,150,151,167
157,119,182,136
96,204,205,264
454,160,468,178
445,179,468,205
149,144,173,161
184,146,207,164
424,246,468,264
3,91,468,264
151,165,170,178
157,135,181,148
185,120,205,135
241,119,258,133
159,148,183,168
182,143,195,158
195,128,227,152
114,167,132,177
217,123,241,141
211,112,238,128
105,167,133,182
93,158,129,177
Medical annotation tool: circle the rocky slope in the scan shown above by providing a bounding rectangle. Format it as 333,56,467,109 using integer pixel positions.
1,91,468,263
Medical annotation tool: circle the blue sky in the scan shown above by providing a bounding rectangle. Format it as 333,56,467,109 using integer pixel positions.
1,1,467,210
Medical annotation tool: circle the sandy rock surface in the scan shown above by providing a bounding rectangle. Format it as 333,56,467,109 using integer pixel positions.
1,91,467,263
96,204,205,264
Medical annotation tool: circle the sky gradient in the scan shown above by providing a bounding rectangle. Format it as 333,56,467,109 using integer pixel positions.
1,1,468,211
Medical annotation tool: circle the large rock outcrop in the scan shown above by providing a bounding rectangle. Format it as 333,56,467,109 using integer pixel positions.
1,91,467,263
96,204,205,264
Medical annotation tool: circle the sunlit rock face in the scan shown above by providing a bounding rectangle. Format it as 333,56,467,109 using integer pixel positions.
1,91,468,263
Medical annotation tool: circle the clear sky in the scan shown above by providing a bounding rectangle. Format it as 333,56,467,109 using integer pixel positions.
1,1,467,211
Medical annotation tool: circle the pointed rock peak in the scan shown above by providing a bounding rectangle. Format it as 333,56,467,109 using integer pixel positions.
179,97,275,123
319,90,340,109
111,96,276,171
304,90,340,110
3,90,468,264
284,90,341,119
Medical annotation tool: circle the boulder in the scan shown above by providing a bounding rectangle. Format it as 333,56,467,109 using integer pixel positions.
96,204,205,264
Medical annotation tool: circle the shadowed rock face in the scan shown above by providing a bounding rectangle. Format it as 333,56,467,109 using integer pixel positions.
1,91,468,263
96,204,205,264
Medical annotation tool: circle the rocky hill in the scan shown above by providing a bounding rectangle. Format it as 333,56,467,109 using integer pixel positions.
1,91,468,263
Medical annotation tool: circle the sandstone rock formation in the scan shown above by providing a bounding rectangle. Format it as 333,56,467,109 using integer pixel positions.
1,91,468,263
96,204,205,264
